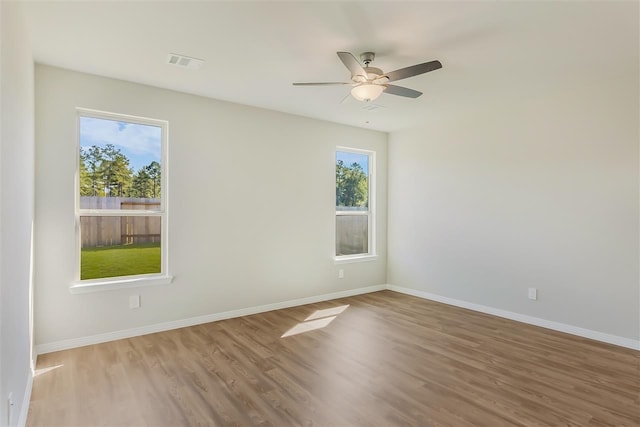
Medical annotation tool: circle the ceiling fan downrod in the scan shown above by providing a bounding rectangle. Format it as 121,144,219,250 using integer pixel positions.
360,52,375,66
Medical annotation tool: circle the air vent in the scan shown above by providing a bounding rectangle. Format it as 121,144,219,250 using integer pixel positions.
166,53,204,70
361,104,386,112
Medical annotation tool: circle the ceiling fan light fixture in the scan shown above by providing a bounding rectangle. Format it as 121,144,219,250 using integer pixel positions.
351,83,384,102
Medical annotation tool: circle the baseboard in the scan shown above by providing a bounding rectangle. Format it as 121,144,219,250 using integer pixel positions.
387,285,640,351
34,283,638,354
35,284,387,355
17,370,33,427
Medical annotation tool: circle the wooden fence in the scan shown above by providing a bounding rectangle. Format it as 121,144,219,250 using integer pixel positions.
336,214,368,255
81,197,370,253
80,197,161,248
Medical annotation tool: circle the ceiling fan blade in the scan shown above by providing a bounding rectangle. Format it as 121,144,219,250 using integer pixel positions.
384,84,423,98
337,52,367,79
293,82,351,86
383,60,442,82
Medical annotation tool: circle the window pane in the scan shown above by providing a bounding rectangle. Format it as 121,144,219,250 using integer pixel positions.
79,116,162,203
336,151,369,211
336,214,368,256
80,216,161,280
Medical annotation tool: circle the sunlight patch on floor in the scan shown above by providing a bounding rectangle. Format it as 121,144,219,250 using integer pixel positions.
305,304,349,321
282,304,350,338
282,316,337,338
34,364,64,377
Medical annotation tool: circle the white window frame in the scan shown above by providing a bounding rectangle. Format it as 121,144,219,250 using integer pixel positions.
334,146,377,263
70,108,172,293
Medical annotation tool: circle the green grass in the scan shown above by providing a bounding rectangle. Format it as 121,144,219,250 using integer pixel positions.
81,242,161,280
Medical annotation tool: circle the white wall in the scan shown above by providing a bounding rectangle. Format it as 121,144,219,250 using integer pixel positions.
388,36,639,340
0,1,35,425
34,65,387,347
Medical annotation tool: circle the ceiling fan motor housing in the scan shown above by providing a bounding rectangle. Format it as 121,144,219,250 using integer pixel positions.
364,67,383,79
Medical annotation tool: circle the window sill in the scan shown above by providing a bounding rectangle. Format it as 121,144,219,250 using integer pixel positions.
69,274,174,294
334,254,378,264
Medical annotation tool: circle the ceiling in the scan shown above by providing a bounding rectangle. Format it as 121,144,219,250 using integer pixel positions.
20,1,638,132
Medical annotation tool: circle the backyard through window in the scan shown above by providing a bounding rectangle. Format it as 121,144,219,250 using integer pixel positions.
78,113,166,280
336,149,373,257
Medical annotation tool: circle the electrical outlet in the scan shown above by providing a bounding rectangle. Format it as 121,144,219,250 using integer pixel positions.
129,295,141,309
528,288,538,300
7,392,14,425
338,269,344,279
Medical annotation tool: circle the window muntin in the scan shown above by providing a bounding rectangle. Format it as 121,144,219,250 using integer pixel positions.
335,148,374,258
77,110,167,282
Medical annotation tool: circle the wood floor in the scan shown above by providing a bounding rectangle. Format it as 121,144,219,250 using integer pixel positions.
28,291,639,427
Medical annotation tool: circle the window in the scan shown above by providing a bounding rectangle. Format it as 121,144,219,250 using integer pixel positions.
73,109,170,291
335,148,375,259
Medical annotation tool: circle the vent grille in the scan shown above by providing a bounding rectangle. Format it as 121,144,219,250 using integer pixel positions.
361,104,386,112
167,53,204,70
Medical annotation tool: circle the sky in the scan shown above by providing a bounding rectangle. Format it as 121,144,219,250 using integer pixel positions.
336,151,369,174
80,116,161,171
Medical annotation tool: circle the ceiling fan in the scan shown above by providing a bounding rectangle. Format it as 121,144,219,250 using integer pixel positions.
293,51,442,102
